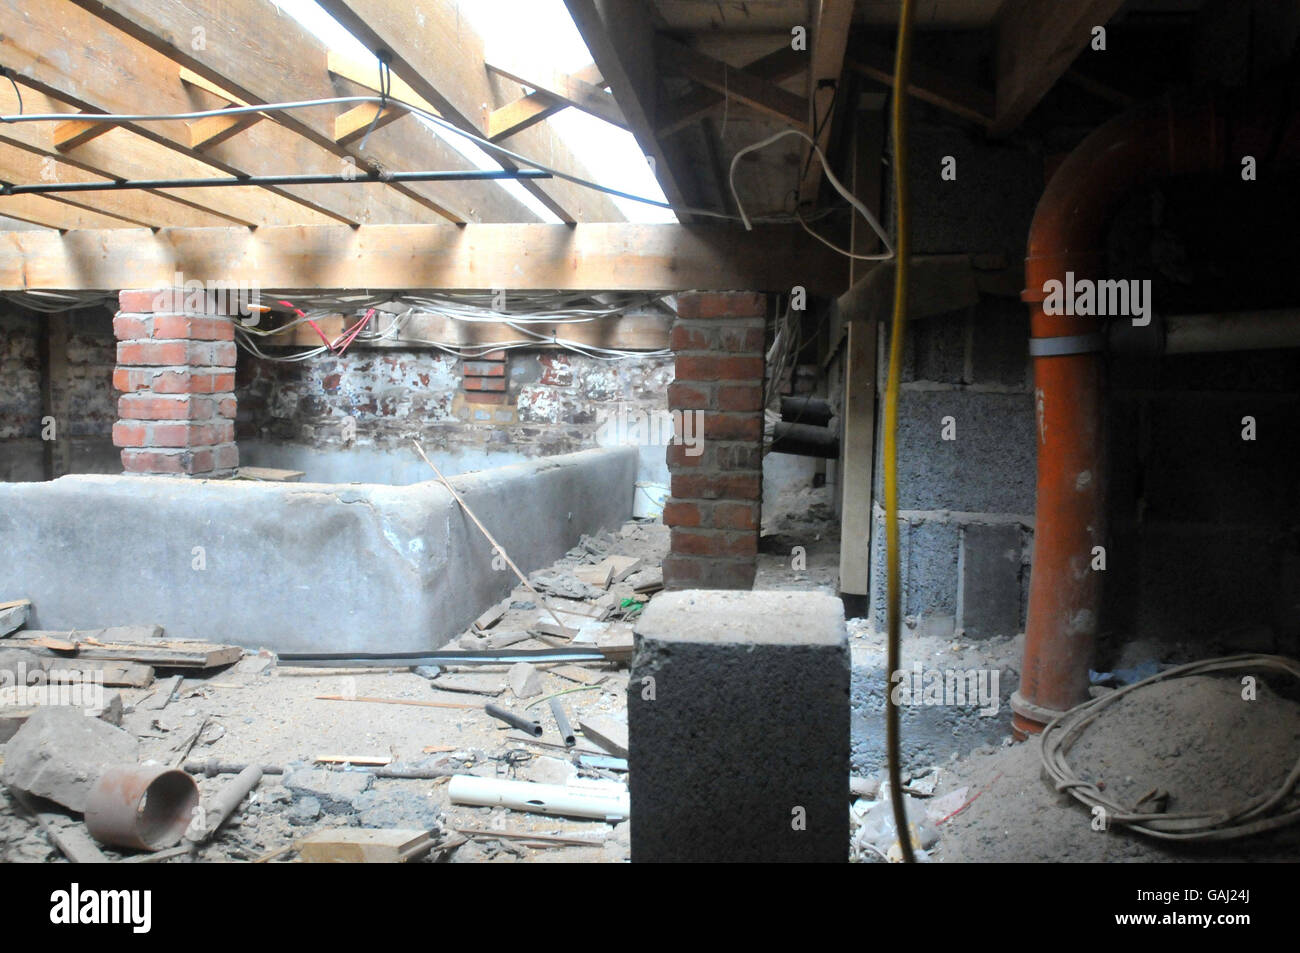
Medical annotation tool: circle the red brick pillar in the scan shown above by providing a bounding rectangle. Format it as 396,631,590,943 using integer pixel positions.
662,291,768,590
111,289,239,477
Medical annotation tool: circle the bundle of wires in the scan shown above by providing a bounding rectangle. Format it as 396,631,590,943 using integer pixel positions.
232,290,673,364
1040,654,1300,841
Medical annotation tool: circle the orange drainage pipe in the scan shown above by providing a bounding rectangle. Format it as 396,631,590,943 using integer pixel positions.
1012,93,1227,738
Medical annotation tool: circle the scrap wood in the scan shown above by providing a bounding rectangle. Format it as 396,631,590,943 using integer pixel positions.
472,598,511,632
598,555,643,584
8,632,240,669
11,791,108,864
572,562,613,589
551,664,607,686
413,440,577,637
315,754,394,766
422,745,457,754
454,825,606,847
297,828,436,863
143,674,182,710
315,694,480,710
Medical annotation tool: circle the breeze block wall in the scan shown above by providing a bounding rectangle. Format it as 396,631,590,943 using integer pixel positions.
111,289,238,477
662,291,768,590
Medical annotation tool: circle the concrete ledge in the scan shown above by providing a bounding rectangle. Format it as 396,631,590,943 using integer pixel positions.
629,590,849,862
0,447,637,653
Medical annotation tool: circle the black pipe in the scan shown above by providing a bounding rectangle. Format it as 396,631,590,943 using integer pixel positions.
0,169,550,197
549,697,576,747
770,421,839,458
779,395,834,427
484,703,543,737
277,647,604,666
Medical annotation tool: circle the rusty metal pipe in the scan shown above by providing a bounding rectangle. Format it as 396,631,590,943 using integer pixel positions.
84,765,201,852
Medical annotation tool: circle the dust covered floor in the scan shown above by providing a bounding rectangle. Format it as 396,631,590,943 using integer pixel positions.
0,521,668,864
853,671,1300,863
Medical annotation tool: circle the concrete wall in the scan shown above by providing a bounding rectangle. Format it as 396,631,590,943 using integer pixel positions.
0,446,637,653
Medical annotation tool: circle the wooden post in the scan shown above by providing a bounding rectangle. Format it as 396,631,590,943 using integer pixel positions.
837,107,885,612
40,313,70,480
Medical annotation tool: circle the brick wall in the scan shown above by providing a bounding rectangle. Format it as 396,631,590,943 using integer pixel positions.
662,291,768,590
111,289,239,477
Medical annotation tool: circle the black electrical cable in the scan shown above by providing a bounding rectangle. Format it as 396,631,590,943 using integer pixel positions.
0,168,548,196
358,54,392,152
0,66,21,119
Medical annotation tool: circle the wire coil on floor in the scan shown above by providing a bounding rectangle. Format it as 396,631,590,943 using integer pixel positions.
1040,654,1300,841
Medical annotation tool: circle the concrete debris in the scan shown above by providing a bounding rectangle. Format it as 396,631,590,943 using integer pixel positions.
0,599,31,637
507,662,543,699
351,789,441,830
578,715,628,759
850,775,881,799
232,654,275,677
282,767,374,814
529,571,604,601
851,797,939,862
1,706,140,813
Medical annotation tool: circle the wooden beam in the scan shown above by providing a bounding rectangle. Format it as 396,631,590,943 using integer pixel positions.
316,0,623,223
564,0,695,216
333,103,403,146
52,119,112,151
0,194,138,230
993,0,1128,136
0,224,842,294
61,0,504,225
0,141,231,228
657,46,806,138
39,312,70,480
5,0,411,227
655,37,808,129
798,0,855,203
846,42,995,127
486,64,605,142
837,111,884,601
485,60,625,129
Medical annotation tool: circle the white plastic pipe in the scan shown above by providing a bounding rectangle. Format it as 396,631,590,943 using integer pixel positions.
448,775,630,822
1165,309,1300,354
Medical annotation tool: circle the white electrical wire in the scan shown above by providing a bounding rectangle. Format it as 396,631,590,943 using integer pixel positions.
729,128,896,261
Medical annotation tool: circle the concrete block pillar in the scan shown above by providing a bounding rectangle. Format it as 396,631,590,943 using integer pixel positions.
628,590,849,862
662,291,767,590
111,289,239,477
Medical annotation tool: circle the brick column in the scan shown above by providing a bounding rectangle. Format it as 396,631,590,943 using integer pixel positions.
662,291,767,590
111,289,239,477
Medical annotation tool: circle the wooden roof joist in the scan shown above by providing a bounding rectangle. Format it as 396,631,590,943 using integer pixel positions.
1,1,431,227
564,0,696,216
0,224,844,295
486,65,606,142
58,0,527,225
315,0,624,223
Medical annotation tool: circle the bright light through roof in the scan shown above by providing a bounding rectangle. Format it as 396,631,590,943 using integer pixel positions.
272,0,675,223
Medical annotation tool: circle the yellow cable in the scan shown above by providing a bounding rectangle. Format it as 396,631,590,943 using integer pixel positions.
884,0,917,864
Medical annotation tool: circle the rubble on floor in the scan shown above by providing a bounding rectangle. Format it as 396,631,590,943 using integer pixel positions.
0,518,666,864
